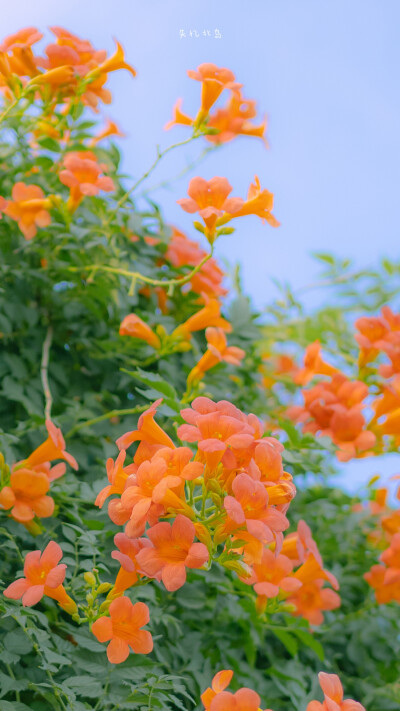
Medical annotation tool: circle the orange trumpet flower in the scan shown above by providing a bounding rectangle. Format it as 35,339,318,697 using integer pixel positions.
219,175,279,228
0,27,43,52
3,541,77,613
201,670,234,710
173,298,232,340
187,63,242,119
208,688,265,711
90,118,125,145
91,597,152,664
4,182,52,240
164,98,194,130
287,554,340,625
177,176,242,239
59,151,115,211
245,548,301,612
95,449,136,510
136,514,209,591
307,672,366,711
110,533,153,596
24,419,78,471
116,399,175,461
92,40,136,78
206,93,268,145
187,327,245,386
0,467,54,523
294,340,339,385
27,65,76,87
119,314,161,349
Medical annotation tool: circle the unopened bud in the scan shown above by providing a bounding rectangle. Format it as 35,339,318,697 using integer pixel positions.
206,479,222,495
83,572,96,586
280,603,297,613
97,582,113,594
86,593,94,605
222,559,249,576
99,600,111,613
193,221,205,234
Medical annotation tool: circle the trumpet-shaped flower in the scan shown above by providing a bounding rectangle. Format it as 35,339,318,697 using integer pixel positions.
201,671,272,711
206,94,267,145
164,98,195,130
244,549,301,612
3,541,76,613
177,176,242,238
93,40,136,78
90,118,125,145
307,672,366,711
24,419,78,470
110,533,153,595
364,563,400,604
0,467,54,523
209,689,264,711
294,341,340,385
59,151,115,211
0,27,43,52
288,373,376,462
223,473,289,544
136,514,209,591
119,314,161,349
120,457,176,537
222,175,279,228
287,554,340,625
116,399,175,462
165,228,227,299
187,327,245,385
173,297,232,339
4,182,51,240
91,597,152,663
187,63,242,116
201,670,234,709
178,397,266,475
280,520,322,566
95,449,136,517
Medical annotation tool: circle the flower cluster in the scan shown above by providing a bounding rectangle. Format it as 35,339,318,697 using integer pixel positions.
165,62,267,145
361,478,400,604
178,175,279,244
244,519,340,623
0,26,135,109
0,420,77,526
287,368,376,462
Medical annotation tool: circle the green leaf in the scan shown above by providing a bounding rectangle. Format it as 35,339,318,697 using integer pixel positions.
64,675,104,698
294,629,325,661
37,136,62,152
0,702,32,711
3,629,33,656
129,368,179,401
271,628,299,656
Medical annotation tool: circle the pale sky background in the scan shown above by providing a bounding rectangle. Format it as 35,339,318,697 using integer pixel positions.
3,0,400,493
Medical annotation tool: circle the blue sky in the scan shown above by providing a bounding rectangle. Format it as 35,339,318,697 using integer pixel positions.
3,1,400,493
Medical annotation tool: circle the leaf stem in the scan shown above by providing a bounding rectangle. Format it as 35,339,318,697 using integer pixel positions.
67,248,213,290
65,404,147,438
106,132,202,224
40,326,53,421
